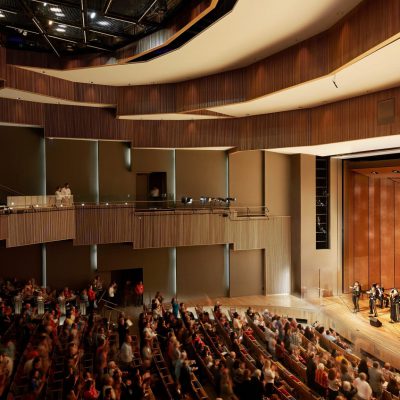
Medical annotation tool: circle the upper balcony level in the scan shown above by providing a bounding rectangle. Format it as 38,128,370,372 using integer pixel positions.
0,197,290,250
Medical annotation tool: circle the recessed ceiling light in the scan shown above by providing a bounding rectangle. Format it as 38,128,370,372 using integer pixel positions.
393,170,400,173
50,7,62,12
0,13,5,18
371,171,379,174
44,2,47,6
90,12,96,19
48,20,53,26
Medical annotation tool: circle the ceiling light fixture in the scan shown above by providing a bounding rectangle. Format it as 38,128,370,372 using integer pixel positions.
55,12,65,17
393,170,400,173
58,24,66,28
48,20,53,25
0,13,5,18
98,20,109,26
90,12,96,19
56,28,66,32
50,7,62,12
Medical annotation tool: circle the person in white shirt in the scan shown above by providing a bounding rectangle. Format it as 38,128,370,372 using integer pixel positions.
353,372,372,400
120,335,133,366
108,282,117,300
55,186,63,206
61,183,72,205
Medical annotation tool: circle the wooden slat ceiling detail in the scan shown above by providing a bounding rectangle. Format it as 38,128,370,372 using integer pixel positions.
1,82,399,150
2,0,399,115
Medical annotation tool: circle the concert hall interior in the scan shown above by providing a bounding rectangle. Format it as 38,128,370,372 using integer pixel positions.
1,1,400,399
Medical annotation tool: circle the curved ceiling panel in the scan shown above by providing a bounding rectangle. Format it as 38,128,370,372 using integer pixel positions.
20,0,362,85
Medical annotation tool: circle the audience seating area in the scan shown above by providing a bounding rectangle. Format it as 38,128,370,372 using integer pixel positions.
1,278,400,400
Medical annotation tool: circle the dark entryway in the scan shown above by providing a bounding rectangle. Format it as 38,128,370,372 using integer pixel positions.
110,268,143,306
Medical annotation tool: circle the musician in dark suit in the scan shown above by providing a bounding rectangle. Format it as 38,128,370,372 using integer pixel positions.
376,284,384,308
368,284,378,317
389,288,399,323
350,281,361,312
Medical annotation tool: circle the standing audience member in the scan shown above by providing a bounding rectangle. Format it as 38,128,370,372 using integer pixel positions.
353,372,372,400
368,361,384,399
61,183,72,205
55,186,63,206
134,281,144,307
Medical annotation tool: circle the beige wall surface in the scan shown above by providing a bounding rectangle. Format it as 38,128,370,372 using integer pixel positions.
175,150,227,201
176,245,226,299
46,139,98,203
132,149,174,200
99,141,134,202
230,249,264,297
290,155,342,298
46,240,92,289
0,126,44,203
0,243,42,283
265,151,291,216
229,150,264,208
290,155,302,295
98,244,174,298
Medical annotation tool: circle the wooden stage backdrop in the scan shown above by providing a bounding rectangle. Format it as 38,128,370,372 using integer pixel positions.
344,160,400,292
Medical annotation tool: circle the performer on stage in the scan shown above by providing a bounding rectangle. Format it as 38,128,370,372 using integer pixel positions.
389,288,399,323
350,281,361,312
368,284,378,317
376,284,384,308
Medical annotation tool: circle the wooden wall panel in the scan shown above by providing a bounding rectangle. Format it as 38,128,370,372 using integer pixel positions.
395,183,400,288
74,206,134,245
132,211,290,252
344,163,400,291
0,215,8,240
353,173,369,286
117,84,176,115
264,217,291,294
0,80,399,151
343,167,353,291
6,209,75,247
0,98,44,127
133,211,227,249
5,66,117,105
0,48,6,81
368,178,381,285
380,178,395,289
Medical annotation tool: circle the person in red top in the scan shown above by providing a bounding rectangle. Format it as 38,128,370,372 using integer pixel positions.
88,285,96,313
315,363,328,397
134,281,144,307
83,379,99,399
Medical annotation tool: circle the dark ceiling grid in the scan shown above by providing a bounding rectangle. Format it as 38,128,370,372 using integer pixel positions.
0,0,184,55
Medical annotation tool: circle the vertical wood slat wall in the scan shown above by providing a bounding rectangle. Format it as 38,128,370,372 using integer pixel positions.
344,173,400,291
2,207,290,259
6,209,75,248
